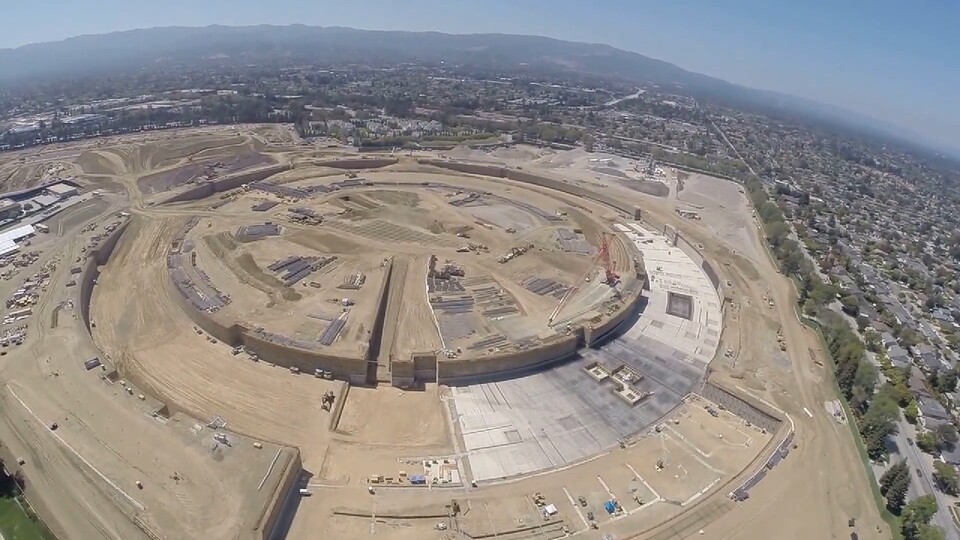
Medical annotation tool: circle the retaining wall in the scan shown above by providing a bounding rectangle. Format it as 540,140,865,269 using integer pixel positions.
253,448,303,540
165,279,368,381
366,258,395,384
413,353,437,382
417,159,643,219
317,158,398,169
391,353,440,387
391,359,415,387
78,220,130,329
437,333,581,386
584,286,645,346
701,260,721,291
675,233,705,266
700,382,782,433
238,329,367,382
160,164,291,204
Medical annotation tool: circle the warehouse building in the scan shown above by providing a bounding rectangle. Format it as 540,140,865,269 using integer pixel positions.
0,224,36,257
46,183,79,199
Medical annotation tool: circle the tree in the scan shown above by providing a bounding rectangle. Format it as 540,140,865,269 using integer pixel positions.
854,361,879,397
933,368,959,394
886,468,912,513
933,423,958,450
932,462,959,495
917,431,939,453
840,294,860,316
759,200,784,223
901,495,941,539
914,524,945,540
904,401,920,424
881,460,910,495
861,385,900,459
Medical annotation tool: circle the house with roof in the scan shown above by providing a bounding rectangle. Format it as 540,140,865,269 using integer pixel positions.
914,343,944,373
888,345,912,369
919,397,951,428
940,444,960,467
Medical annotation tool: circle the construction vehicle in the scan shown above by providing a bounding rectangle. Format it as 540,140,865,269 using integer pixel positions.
321,391,336,411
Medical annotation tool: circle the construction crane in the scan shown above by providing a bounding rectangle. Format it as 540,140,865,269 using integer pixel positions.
548,232,621,325
596,232,620,286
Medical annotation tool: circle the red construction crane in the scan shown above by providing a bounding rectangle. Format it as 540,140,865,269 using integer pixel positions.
548,232,620,325
597,232,620,286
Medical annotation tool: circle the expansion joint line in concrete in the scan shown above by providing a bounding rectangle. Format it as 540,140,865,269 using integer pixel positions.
625,463,663,504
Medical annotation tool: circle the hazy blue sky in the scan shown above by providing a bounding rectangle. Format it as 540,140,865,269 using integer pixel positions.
2,0,957,150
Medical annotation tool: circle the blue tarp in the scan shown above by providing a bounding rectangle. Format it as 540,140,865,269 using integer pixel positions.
604,501,616,514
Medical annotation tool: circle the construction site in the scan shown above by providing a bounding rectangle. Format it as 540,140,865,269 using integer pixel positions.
0,125,887,540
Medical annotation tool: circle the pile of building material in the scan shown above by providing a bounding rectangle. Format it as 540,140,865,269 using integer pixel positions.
455,242,488,254
497,243,535,264
467,334,509,351
338,272,366,290
0,324,27,346
428,255,464,280
428,277,465,293
236,223,281,240
430,295,474,315
247,182,310,200
449,192,485,207
556,229,593,255
318,312,348,346
167,230,231,312
5,258,57,315
288,207,322,225
268,255,337,287
251,201,279,212
250,327,323,351
0,250,40,270
522,277,571,299
169,259,228,312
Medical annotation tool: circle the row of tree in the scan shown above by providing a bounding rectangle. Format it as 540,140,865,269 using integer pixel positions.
748,172,949,539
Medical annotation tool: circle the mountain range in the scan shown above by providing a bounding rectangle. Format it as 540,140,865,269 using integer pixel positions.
0,25,947,156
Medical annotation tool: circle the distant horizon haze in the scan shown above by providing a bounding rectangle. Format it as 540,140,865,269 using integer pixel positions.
0,0,956,153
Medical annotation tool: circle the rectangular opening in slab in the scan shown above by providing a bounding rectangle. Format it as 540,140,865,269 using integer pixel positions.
666,291,693,320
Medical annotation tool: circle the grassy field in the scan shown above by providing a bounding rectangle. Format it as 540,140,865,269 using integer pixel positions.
0,498,53,540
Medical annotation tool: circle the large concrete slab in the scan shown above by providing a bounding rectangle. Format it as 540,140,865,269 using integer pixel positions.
451,221,722,482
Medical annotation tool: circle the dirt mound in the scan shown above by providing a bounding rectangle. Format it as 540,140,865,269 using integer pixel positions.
76,151,122,176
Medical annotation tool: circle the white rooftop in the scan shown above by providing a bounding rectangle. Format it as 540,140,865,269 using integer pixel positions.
47,183,77,195
0,224,34,257
0,224,35,244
